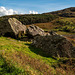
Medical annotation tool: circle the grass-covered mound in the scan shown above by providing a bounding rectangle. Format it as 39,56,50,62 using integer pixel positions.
0,37,75,75
53,17,75,33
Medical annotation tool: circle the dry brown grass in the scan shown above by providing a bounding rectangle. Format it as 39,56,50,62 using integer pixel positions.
11,51,75,75
53,58,75,75
2,50,75,75
57,62,75,75
5,51,55,75
26,22,60,31
0,37,75,75
63,36,75,46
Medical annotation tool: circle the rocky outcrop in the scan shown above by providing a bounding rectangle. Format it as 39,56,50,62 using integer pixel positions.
0,18,26,38
32,34,75,58
26,25,46,38
0,17,75,58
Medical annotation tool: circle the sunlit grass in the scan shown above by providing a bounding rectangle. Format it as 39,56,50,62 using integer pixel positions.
0,37,57,75
0,36,74,75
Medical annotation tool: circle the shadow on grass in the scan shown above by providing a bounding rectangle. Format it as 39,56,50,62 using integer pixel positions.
25,43,57,59
25,44,75,67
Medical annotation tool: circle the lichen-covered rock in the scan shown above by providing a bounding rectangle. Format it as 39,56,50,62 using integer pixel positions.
26,25,46,37
8,18,26,35
0,18,26,38
32,34,75,58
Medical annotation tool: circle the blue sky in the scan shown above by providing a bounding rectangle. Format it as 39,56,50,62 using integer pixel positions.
0,0,75,14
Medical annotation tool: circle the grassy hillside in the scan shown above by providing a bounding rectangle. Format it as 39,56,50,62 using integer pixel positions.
33,17,75,33
43,7,75,17
0,14,57,25
0,37,57,75
0,37,75,75
0,10,75,75
53,17,75,32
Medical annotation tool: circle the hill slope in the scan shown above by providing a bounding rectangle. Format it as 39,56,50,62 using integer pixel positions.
0,37,57,75
0,37,75,75
0,14,57,25
44,7,75,17
0,8,75,75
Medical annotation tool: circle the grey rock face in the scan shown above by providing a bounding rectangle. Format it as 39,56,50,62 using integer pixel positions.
0,18,26,38
32,34,75,58
26,25,46,37
8,18,26,35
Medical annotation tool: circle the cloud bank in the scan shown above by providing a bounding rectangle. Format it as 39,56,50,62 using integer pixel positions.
0,6,18,16
0,6,38,17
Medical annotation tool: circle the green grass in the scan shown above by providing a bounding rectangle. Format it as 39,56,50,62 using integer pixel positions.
0,37,57,62
53,17,75,33
0,37,58,75
0,37,74,75
0,55,23,75
59,18,75,23
56,31,75,35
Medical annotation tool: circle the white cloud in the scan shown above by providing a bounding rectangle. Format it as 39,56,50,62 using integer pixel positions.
20,13,24,14
29,11,38,14
0,6,39,16
29,11,32,14
0,6,18,16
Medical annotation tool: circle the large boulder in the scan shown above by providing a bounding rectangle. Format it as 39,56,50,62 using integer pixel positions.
8,18,26,36
32,34,75,58
0,18,26,38
26,25,46,38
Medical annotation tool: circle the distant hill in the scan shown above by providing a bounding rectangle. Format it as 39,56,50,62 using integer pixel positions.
43,7,75,17
0,14,57,25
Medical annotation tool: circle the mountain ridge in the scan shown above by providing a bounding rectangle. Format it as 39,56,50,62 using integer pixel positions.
43,7,75,17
